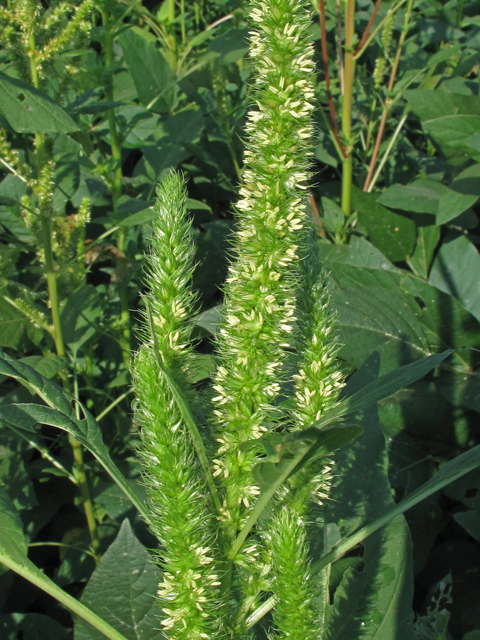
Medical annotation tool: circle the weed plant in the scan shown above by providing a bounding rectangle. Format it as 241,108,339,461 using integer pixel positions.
0,0,479,639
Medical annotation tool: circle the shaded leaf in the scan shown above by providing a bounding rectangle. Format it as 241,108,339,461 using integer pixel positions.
74,519,161,640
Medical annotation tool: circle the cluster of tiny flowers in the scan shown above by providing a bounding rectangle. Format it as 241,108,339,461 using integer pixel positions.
0,0,93,81
265,507,319,640
211,0,317,546
133,173,222,640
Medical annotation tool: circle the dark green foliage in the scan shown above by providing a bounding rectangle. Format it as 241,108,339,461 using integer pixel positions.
0,0,479,638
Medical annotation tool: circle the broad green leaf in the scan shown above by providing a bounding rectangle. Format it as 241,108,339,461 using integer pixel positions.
61,285,102,353
429,231,480,322
0,174,32,242
0,351,147,521
409,225,440,279
0,488,129,640
405,89,480,164
327,263,480,373
118,28,174,111
194,305,222,334
332,285,430,372
0,613,70,640
0,427,38,510
0,72,80,134
378,178,477,223
352,188,416,262
318,236,398,272
19,355,66,380
206,28,249,64
74,519,161,640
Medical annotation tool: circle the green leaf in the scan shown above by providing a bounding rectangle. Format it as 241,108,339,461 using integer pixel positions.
61,285,102,353
74,519,161,640
0,296,29,350
0,350,147,521
0,613,71,640
326,263,480,373
0,487,28,559
118,28,174,111
352,187,416,262
454,510,480,543
317,236,398,272
429,231,480,322
405,89,480,164
0,487,130,640
409,225,440,279
324,360,414,639
0,72,80,134
313,443,480,574
378,178,477,224
205,28,249,64
19,355,66,380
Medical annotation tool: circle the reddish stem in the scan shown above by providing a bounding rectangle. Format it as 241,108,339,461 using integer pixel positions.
308,192,327,238
363,36,403,190
319,0,346,157
355,0,382,56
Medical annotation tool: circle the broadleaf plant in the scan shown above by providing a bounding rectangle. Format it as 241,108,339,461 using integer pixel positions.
0,0,479,639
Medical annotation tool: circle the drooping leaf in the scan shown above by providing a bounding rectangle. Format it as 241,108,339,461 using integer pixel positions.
0,72,80,134
0,350,147,520
74,519,161,640
118,28,174,111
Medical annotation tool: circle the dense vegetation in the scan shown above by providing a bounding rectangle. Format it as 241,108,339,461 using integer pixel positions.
0,0,479,638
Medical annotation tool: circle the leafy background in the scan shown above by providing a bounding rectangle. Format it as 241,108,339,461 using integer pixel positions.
0,0,479,638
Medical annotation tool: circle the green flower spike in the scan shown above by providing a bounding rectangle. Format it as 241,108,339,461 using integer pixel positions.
132,172,222,640
211,0,316,536
266,236,345,639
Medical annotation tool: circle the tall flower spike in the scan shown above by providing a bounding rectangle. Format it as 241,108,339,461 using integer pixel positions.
211,0,317,542
266,234,345,639
132,172,222,640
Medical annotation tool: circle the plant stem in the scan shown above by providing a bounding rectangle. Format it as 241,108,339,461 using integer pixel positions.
102,9,131,366
168,0,177,69
363,0,413,191
319,0,344,155
28,32,101,564
73,364,101,562
355,0,382,55
341,0,356,216
367,112,407,191
180,0,186,43
353,0,408,60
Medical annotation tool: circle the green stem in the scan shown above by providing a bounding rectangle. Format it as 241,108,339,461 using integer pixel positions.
28,31,101,565
168,0,177,69
102,10,131,366
73,364,101,562
0,552,129,640
180,0,186,43
341,0,355,217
